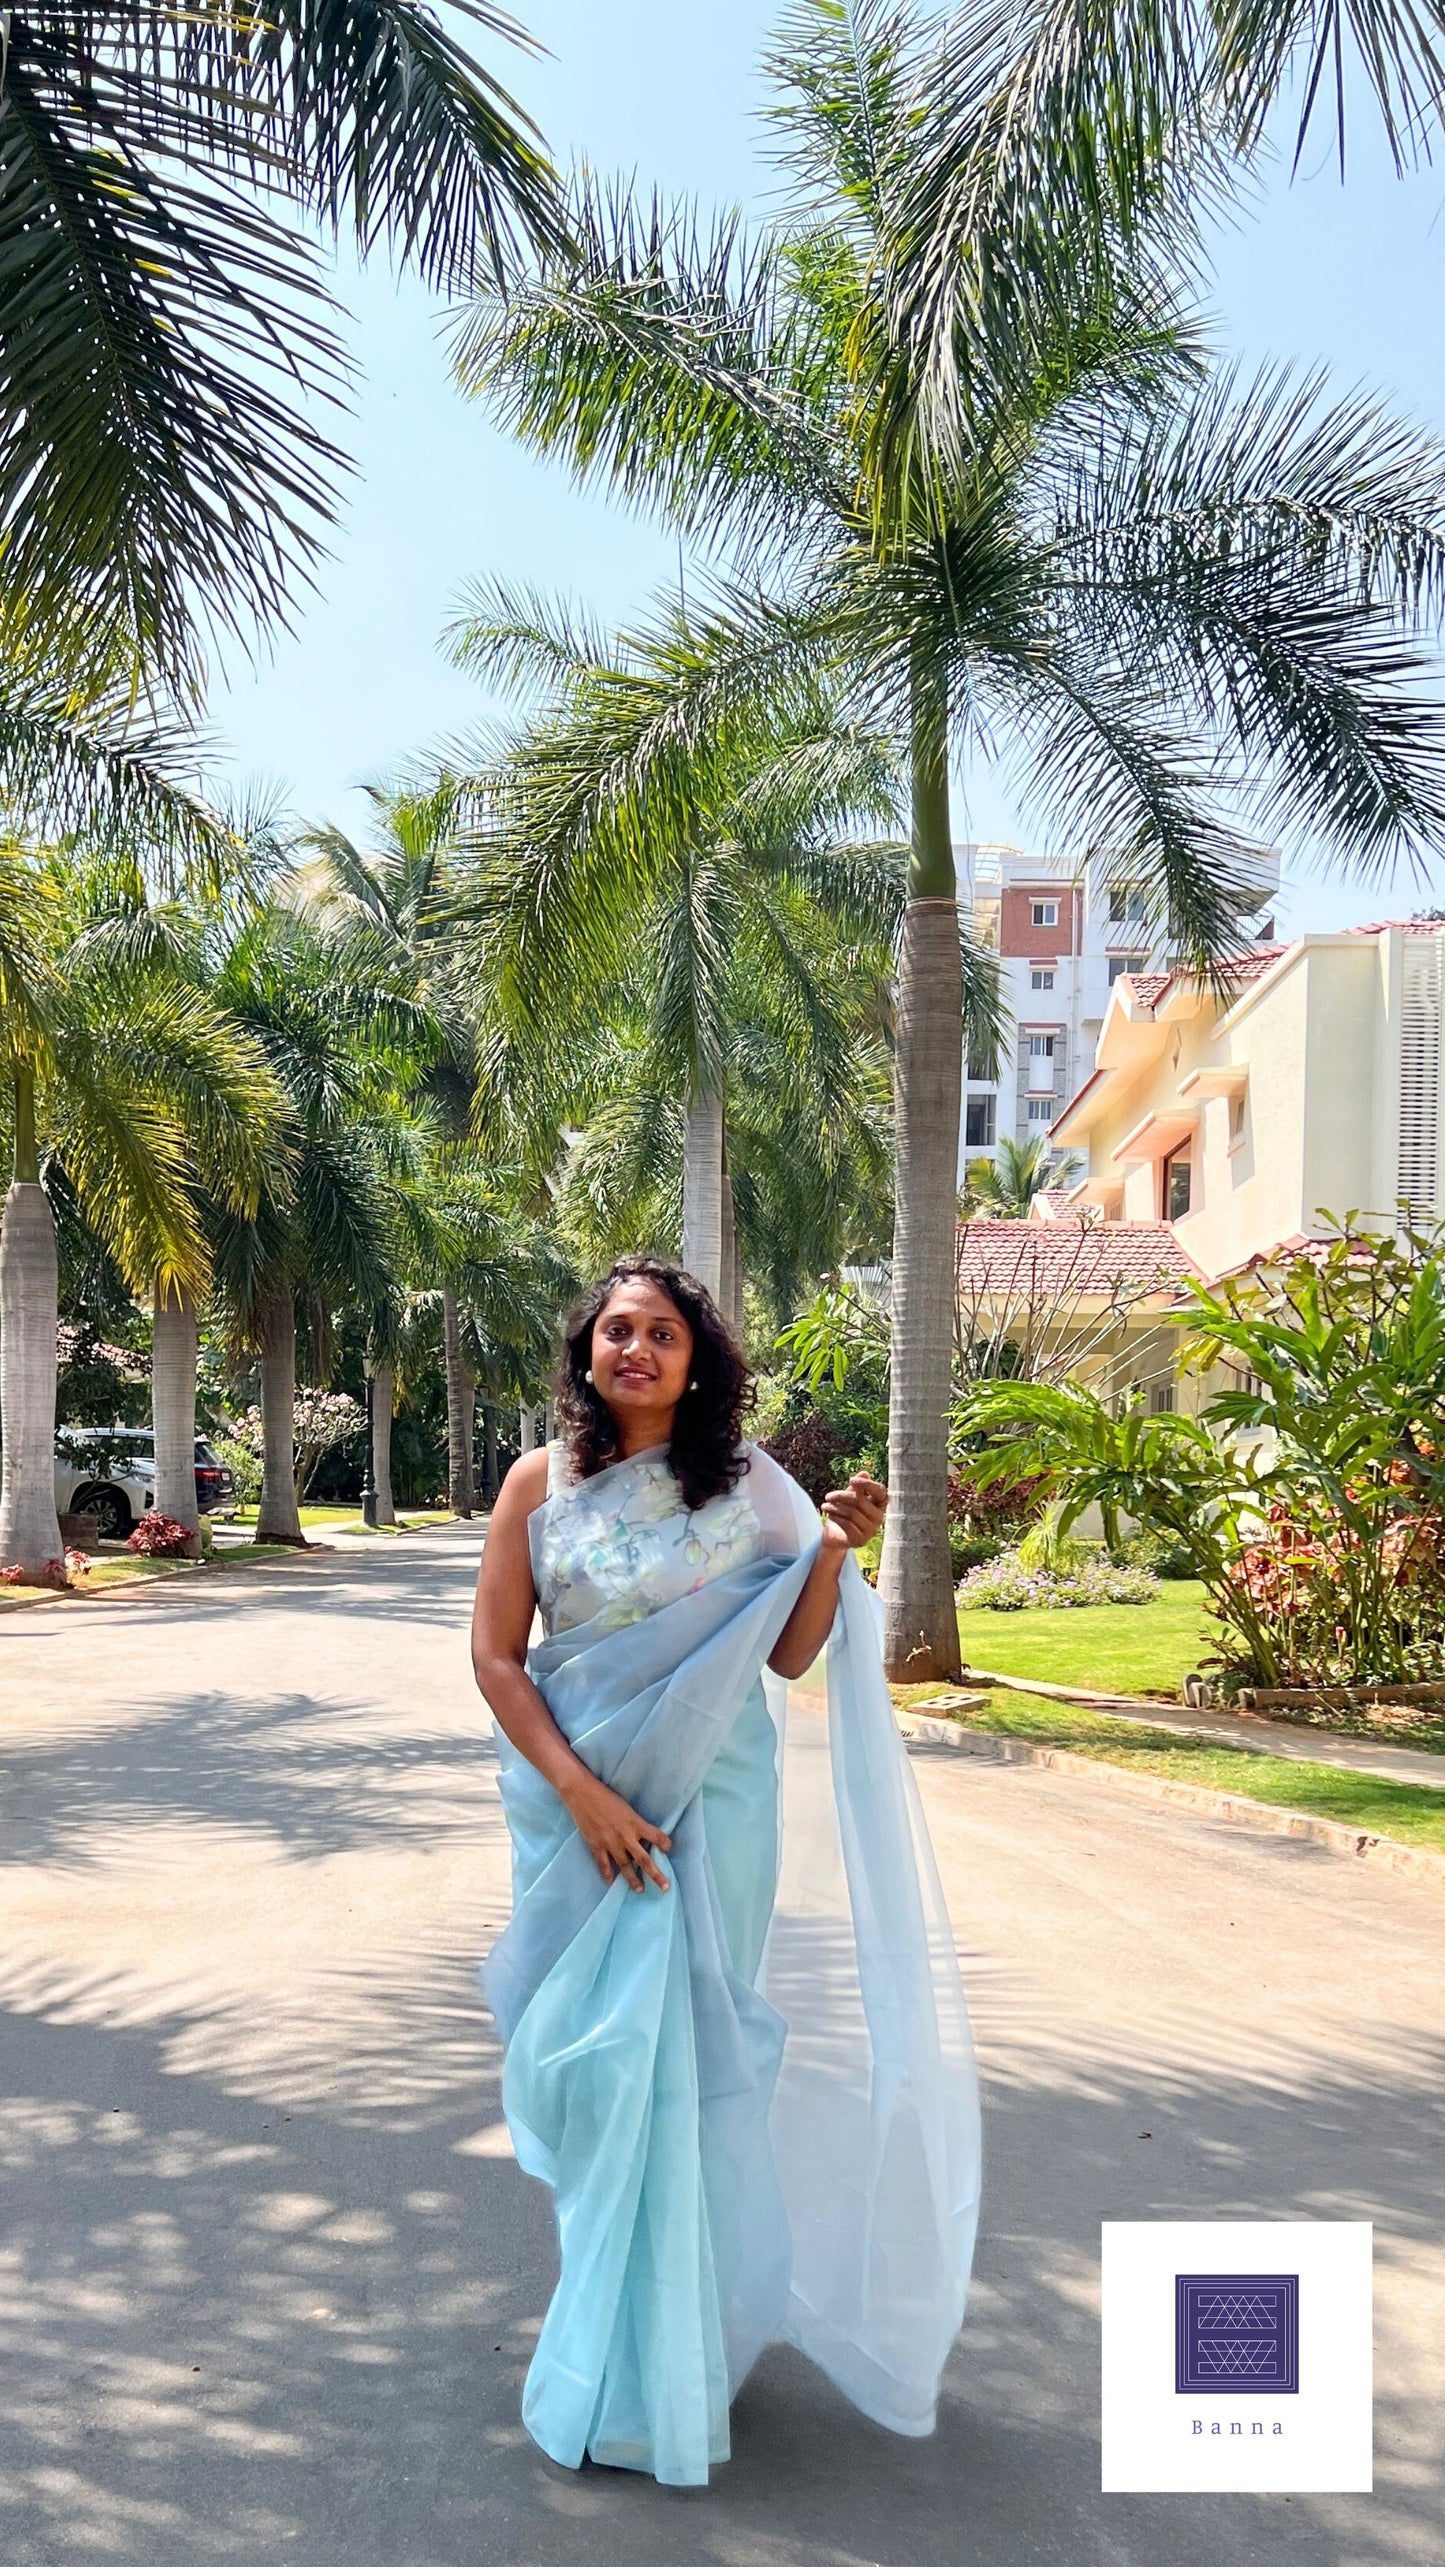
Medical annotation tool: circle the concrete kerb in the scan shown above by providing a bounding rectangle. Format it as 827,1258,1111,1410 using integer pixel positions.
897,1708,1445,1890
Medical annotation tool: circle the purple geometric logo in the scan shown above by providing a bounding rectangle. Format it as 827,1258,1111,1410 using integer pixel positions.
1175,2273,1299,2394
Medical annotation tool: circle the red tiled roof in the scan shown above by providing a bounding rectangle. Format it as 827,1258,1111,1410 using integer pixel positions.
1345,918,1445,935
955,1218,1201,1296
1118,947,1285,1014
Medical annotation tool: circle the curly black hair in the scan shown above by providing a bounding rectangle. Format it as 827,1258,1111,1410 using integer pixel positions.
552,1254,755,1513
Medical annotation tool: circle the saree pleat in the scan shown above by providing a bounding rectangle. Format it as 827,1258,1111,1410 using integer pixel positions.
482,1440,981,2486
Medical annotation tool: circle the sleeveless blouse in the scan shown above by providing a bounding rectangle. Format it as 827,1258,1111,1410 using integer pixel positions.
528,1436,795,1640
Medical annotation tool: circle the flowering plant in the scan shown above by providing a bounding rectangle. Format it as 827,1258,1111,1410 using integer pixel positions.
956,1549,1159,1611
126,1511,196,1558
958,1221,1445,1689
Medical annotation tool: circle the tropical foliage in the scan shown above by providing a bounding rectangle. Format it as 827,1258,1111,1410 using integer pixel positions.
457,0,1445,1678
959,1224,1445,1689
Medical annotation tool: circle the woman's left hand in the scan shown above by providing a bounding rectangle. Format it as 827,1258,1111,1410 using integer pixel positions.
820,1472,889,1552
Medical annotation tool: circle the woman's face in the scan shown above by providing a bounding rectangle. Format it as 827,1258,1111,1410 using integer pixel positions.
589,1280,694,1428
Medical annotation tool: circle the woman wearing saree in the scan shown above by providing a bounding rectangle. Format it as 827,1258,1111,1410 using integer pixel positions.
471,1255,982,2487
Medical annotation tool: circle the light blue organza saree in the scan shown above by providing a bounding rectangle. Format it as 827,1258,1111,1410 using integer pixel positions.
481,1436,982,2486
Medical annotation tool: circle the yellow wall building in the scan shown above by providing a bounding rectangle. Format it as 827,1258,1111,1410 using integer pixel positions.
1052,923,1445,1280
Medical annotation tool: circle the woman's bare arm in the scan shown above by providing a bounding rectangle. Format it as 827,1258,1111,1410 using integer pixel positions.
767,1473,889,1678
470,1455,673,1892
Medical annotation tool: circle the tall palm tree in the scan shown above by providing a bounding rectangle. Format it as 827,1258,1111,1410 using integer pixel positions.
457,3,1445,1677
447,583,966,1304
291,781,490,1512
0,850,281,1576
962,1136,1083,1220
0,1,566,691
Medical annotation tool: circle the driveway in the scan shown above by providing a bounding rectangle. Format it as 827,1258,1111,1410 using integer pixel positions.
0,1526,1439,2565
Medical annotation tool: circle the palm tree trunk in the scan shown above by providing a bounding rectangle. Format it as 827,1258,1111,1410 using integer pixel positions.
372,1361,396,1527
441,1283,474,1517
152,1282,201,1556
719,1167,737,1332
481,1406,499,1507
681,1085,724,1297
0,1075,65,1576
255,1287,305,1545
877,680,963,1684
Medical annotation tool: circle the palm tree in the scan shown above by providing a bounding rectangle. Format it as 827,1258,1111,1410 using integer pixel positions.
457,3,1445,1678
0,2,565,693
209,906,439,1544
291,781,491,1513
0,849,281,1577
962,1136,1083,1221
447,583,960,1306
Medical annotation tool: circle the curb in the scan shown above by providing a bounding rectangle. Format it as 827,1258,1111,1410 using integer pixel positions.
898,1712,1445,1891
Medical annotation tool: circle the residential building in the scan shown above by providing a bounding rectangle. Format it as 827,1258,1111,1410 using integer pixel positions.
1052,921,1445,1281
958,840,1279,1177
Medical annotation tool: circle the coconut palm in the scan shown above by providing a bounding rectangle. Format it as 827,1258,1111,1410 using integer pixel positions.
0,1,565,690
0,850,282,1577
458,2,1445,1678
962,1135,1083,1220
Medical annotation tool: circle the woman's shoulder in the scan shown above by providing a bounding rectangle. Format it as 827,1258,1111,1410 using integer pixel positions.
494,1444,552,1523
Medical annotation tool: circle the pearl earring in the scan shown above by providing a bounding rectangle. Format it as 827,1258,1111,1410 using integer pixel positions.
688,1378,697,1391
584,1367,594,1382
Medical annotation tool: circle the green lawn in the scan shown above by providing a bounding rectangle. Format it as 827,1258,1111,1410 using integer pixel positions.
230,1504,454,1533
956,1582,1214,1697
900,1687,1445,1853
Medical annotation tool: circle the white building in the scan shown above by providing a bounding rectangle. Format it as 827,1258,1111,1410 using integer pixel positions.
957,842,1280,1176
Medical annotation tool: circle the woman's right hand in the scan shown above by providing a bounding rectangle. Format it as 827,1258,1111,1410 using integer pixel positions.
563,1768,673,1892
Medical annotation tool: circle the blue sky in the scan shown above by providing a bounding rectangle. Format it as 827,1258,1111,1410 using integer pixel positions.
209,2,1445,937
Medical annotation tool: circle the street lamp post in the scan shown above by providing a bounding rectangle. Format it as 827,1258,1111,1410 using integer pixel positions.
361,1369,377,1529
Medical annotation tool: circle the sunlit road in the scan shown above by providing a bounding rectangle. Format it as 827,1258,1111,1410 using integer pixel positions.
0,1527,1440,2566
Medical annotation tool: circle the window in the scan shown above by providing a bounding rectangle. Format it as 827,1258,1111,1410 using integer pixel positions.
1149,1382,1178,1414
1228,1090,1247,1147
966,1038,994,1081
1164,1144,1193,1221
1027,1030,1057,1095
1109,884,1148,924
1030,967,1055,991
1027,1097,1054,1124
1030,899,1058,928
965,1093,996,1148
1108,953,1149,984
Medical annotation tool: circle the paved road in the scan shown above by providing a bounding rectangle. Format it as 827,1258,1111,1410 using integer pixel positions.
0,1528,1440,2567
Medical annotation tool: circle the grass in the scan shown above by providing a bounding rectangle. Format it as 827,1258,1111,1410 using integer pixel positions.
229,1504,455,1533
956,1581,1214,1697
898,1685,1445,1852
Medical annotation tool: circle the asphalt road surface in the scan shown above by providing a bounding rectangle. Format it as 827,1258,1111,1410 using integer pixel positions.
0,1525,1440,2567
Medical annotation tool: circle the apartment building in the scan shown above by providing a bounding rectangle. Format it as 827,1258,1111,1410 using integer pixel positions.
1052,921,1445,1280
957,841,1280,1177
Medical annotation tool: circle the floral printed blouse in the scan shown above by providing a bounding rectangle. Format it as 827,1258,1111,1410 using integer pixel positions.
527,1437,793,1639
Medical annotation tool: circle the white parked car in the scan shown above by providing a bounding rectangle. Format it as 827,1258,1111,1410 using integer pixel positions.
54,1428,237,1540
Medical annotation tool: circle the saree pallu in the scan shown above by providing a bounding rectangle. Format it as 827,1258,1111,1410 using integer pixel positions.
481,1438,982,2486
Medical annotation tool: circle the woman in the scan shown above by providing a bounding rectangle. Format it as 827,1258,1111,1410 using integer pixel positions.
472,1255,982,2486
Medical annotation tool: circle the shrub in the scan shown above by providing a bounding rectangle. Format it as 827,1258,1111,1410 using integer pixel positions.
212,1433,261,1505
759,1409,845,1504
126,1511,196,1558
1112,1528,1199,1580
956,1548,1160,1611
